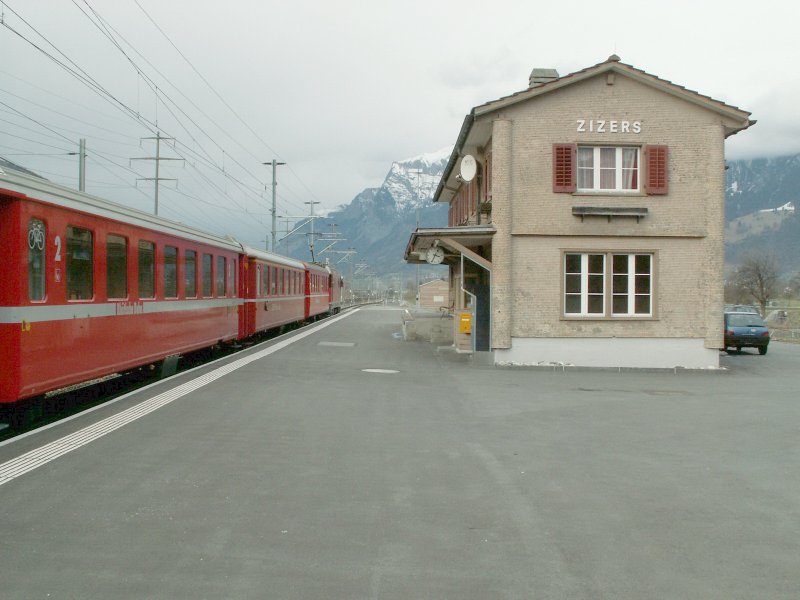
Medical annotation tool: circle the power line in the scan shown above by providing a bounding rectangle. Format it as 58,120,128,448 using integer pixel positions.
131,1,329,211
1,3,324,233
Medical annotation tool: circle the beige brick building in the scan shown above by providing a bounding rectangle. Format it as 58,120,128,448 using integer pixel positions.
405,56,753,368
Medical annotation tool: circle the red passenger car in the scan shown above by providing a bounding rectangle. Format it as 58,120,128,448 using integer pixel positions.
328,265,345,314
304,262,331,321
0,168,242,406
1,166,352,416
239,245,306,338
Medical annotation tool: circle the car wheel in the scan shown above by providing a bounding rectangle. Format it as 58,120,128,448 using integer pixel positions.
759,346,768,355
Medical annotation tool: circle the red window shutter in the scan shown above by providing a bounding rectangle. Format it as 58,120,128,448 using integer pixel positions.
645,145,668,195
553,144,576,193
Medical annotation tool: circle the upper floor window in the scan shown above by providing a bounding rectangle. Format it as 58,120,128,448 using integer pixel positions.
553,144,668,195
577,147,639,192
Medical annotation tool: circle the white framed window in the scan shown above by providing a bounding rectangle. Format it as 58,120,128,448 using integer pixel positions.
611,254,652,316
564,253,605,316
577,146,640,192
564,252,654,318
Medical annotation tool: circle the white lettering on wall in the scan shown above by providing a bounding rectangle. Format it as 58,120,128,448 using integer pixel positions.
577,119,641,134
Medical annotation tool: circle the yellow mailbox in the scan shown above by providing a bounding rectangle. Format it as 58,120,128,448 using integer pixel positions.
459,312,472,334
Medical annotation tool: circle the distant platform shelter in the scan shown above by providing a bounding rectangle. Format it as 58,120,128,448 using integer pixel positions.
419,279,451,310
405,56,753,368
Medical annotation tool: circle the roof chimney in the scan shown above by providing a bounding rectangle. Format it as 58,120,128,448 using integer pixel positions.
529,68,559,87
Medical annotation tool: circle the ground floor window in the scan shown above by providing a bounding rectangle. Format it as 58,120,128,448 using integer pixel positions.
564,251,653,317
612,254,652,316
564,253,605,315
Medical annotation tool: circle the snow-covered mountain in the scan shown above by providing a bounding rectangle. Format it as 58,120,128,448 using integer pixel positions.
383,147,452,213
726,153,800,221
320,147,452,275
725,153,800,268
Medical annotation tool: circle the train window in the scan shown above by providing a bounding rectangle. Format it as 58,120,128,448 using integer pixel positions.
28,218,46,301
138,240,155,299
106,234,127,299
202,253,212,297
164,246,178,298
231,259,237,297
185,250,197,297
256,265,261,298
216,256,226,296
270,267,277,296
66,226,93,301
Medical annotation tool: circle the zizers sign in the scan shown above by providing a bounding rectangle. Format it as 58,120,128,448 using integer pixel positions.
577,119,641,134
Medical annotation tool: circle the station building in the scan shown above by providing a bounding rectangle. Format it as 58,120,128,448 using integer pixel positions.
404,56,753,368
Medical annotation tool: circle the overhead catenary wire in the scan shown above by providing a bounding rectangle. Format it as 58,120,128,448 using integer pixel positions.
67,2,309,219
0,17,288,223
0,1,323,239
131,0,328,211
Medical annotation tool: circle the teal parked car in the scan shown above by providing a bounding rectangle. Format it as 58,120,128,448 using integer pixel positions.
724,312,770,355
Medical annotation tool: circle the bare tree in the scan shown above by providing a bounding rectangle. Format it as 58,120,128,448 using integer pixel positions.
787,272,800,300
733,252,781,315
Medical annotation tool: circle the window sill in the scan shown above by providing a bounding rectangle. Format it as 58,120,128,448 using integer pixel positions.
573,191,645,197
561,315,657,321
572,206,648,222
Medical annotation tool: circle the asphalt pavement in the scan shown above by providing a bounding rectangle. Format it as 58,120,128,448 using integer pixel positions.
1,306,798,599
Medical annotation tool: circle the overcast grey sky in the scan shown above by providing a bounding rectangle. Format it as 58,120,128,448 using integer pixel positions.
1,0,797,247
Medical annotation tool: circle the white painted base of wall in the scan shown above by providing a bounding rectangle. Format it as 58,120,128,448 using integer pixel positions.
494,337,720,369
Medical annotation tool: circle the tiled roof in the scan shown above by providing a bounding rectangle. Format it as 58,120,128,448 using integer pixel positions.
476,55,751,118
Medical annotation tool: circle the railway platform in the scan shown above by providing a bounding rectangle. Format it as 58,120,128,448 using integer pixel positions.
1,306,800,599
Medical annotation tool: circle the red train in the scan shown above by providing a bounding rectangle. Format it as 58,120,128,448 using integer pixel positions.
0,166,345,411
